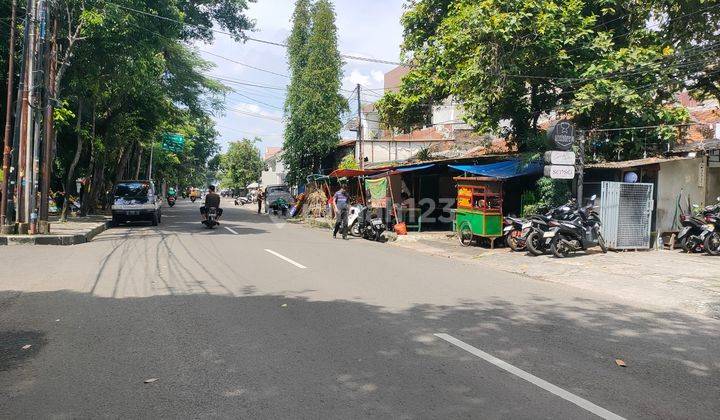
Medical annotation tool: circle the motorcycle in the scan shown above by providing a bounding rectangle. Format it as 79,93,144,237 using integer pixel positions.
357,206,386,242
203,207,219,229
348,204,366,237
190,196,197,203
546,195,608,258
270,198,289,216
235,195,254,206
523,200,578,256
503,216,526,251
677,204,714,253
701,199,720,255
167,196,176,207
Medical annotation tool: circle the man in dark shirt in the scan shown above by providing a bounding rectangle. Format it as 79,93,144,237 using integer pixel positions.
333,183,350,239
257,189,264,214
200,185,223,222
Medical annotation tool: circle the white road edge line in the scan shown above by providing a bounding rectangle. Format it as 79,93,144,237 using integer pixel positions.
434,333,625,420
264,249,307,269
225,227,239,235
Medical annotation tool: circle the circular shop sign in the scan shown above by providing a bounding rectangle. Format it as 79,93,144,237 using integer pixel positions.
548,120,576,151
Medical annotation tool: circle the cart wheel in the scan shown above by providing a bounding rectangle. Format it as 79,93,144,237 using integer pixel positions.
458,222,474,247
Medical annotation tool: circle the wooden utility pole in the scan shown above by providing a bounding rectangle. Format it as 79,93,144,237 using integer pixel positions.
356,84,363,170
577,131,585,205
1,0,18,227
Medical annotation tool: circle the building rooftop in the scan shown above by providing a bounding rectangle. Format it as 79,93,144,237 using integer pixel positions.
586,155,694,169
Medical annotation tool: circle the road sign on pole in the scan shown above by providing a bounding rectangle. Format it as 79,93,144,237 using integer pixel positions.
161,133,185,153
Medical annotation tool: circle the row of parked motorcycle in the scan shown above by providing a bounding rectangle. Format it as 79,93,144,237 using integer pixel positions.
502,195,608,258
675,198,720,255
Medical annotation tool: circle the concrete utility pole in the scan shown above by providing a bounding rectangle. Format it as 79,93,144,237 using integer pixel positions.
24,0,38,226
29,0,48,230
1,0,18,228
16,0,37,228
39,17,57,223
356,83,363,170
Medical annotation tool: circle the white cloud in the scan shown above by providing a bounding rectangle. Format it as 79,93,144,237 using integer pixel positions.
371,70,385,83
345,69,371,88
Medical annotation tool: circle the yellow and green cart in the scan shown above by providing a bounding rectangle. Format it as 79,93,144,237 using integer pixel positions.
453,177,504,247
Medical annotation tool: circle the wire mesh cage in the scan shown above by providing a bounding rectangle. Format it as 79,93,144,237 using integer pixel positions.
600,181,654,249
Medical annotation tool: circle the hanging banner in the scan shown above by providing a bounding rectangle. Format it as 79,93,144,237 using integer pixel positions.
365,177,388,208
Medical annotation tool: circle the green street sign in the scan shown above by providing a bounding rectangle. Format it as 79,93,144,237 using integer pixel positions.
162,133,185,153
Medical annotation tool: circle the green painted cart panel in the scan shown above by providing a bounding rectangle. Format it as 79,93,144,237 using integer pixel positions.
454,209,503,237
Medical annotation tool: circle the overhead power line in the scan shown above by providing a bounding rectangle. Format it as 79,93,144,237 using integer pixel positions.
207,75,288,91
199,50,289,79
583,122,715,133
105,1,407,66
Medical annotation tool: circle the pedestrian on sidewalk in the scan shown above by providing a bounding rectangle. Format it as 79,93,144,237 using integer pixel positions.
333,182,350,239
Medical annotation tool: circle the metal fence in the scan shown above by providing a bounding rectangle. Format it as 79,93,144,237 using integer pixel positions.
600,181,654,249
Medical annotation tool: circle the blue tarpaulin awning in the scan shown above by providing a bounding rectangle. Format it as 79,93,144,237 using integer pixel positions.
394,163,435,173
448,160,543,179
367,163,436,178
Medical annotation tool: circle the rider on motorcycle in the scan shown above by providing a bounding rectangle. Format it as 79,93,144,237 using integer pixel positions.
200,185,223,223
167,187,177,199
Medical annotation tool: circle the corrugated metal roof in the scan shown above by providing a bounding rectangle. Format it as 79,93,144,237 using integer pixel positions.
586,155,694,169
671,139,720,153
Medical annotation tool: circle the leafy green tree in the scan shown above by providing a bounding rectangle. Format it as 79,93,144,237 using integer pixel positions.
338,153,358,170
282,0,312,186
41,0,253,214
380,0,716,160
218,138,264,191
283,0,347,185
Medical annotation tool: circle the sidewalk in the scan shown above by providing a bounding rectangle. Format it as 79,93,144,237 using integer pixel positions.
0,215,110,246
393,231,720,319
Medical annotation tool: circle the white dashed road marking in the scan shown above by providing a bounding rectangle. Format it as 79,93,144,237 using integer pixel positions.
434,333,625,420
264,249,307,269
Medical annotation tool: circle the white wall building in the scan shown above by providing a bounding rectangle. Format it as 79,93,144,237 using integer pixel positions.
260,147,287,186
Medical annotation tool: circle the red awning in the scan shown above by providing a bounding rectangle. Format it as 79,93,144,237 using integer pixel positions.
328,168,384,178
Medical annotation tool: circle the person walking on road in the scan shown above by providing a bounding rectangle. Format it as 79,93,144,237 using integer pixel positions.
257,189,264,214
333,183,350,239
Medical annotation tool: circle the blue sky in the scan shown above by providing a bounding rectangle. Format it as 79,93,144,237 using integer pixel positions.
197,0,405,156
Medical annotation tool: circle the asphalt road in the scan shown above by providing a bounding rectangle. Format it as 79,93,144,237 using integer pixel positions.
1,199,719,418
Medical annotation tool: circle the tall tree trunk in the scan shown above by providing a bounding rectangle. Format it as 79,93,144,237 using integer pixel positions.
60,100,83,221
114,143,133,184
80,103,96,216
86,157,105,213
134,148,143,179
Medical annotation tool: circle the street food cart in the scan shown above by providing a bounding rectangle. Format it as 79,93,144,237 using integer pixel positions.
454,176,504,247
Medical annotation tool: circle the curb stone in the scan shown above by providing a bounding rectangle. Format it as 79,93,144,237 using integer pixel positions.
0,220,110,246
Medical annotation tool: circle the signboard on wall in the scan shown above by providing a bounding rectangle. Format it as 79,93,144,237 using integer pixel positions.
544,165,576,179
544,151,576,165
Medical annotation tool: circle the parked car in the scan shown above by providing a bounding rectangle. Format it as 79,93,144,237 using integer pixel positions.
264,184,294,214
111,180,162,226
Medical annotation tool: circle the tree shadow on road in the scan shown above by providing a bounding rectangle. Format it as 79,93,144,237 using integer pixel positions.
0,289,719,418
